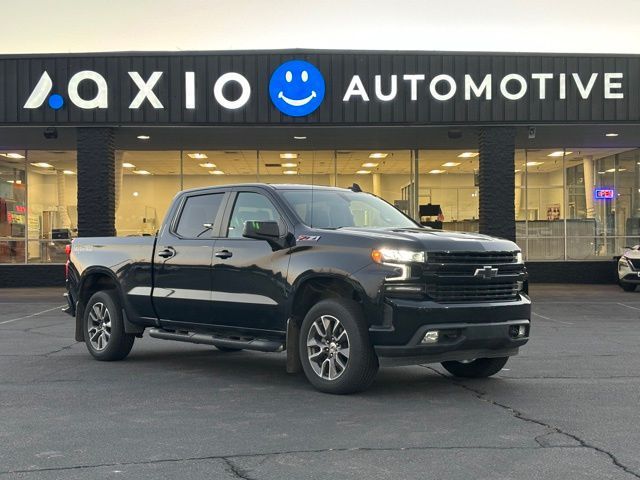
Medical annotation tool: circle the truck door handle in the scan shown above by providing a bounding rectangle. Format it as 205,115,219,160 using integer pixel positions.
158,247,176,259
215,250,233,259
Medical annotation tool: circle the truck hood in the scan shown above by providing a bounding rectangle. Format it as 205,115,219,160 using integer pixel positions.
334,227,519,252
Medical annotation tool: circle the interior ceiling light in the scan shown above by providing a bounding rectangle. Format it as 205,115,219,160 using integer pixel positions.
526,161,544,167
598,171,606,174
457,152,479,158
282,170,298,175
62,170,75,175
30,162,53,168
356,170,371,174
605,168,627,173
0,153,25,159
605,133,619,137
188,153,208,159
293,136,307,140
442,162,461,167
429,169,446,174
281,162,297,168
547,151,571,157
209,170,225,175
133,170,151,175
280,153,298,159
368,153,388,159
199,162,217,168
361,162,379,168
122,163,136,168
136,135,150,140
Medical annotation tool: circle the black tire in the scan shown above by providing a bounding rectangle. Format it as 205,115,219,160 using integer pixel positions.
441,356,509,378
215,345,243,352
299,298,378,394
84,290,135,361
620,281,636,292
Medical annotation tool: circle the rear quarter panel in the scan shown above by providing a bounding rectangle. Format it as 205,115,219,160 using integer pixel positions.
70,236,156,322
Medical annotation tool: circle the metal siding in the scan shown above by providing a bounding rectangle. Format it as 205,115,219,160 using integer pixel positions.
0,51,638,125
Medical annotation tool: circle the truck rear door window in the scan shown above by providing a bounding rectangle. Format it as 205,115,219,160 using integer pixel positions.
175,193,225,238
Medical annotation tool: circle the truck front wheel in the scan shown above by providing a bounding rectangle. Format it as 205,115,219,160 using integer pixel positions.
441,356,509,378
84,291,135,361
299,298,378,394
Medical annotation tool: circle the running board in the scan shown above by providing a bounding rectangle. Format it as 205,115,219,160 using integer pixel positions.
148,328,284,352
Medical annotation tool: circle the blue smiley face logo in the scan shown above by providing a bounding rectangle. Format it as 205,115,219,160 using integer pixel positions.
269,60,325,117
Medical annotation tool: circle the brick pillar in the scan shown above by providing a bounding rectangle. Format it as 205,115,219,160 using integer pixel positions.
478,127,516,241
77,127,116,237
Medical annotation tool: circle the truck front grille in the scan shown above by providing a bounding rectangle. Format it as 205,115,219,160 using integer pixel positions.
426,282,520,303
423,251,524,303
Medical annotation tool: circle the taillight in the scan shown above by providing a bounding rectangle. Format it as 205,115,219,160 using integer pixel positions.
65,244,71,279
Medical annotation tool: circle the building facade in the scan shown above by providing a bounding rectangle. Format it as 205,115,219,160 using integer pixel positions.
1,50,639,285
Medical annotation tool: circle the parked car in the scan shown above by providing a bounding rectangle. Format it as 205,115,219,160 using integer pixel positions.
64,184,531,394
618,245,640,291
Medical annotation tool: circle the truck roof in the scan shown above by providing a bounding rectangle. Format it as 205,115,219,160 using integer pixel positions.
180,183,356,194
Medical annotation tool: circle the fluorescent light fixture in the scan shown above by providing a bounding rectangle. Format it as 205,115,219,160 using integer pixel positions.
281,162,297,168
62,170,76,175
122,162,136,168
133,170,151,175
209,170,225,175
7,179,22,184
442,162,461,167
0,153,25,159
457,152,479,158
136,135,150,140
280,153,298,159
282,170,298,175
199,162,217,168
526,161,544,167
369,153,388,159
598,171,606,174
605,133,619,137
188,153,208,159
356,170,371,174
547,151,571,157
429,169,446,174
293,136,307,140
30,162,53,168
361,162,379,168
605,168,627,173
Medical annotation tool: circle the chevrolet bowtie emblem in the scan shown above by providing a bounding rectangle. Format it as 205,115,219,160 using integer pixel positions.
474,265,498,279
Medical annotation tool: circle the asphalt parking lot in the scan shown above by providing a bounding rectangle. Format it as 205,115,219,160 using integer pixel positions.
1,285,639,480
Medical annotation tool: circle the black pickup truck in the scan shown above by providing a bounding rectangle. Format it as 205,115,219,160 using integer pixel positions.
64,184,530,394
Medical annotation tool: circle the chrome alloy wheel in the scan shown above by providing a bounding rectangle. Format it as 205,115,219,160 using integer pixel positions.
88,302,112,351
306,315,350,381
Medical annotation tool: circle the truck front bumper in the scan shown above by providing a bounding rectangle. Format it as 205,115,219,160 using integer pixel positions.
370,295,531,367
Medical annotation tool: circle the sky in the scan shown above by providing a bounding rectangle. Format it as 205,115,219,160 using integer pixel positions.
1,0,639,55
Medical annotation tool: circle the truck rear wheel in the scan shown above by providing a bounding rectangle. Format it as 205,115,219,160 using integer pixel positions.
84,290,135,361
441,356,509,378
299,298,378,394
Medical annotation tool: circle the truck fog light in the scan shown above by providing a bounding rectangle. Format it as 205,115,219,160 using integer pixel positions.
509,325,527,338
422,331,439,344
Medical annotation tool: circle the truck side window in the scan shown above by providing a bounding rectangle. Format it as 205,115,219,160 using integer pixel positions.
175,193,225,238
227,192,281,238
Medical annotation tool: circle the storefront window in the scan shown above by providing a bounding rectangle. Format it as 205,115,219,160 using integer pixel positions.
0,151,27,263
26,151,77,263
418,150,479,231
115,151,181,236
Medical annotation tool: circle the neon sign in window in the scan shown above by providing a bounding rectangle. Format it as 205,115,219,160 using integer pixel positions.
595,188,615,200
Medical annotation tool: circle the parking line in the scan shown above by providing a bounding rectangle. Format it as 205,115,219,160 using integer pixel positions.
532,311,574,325
0,305,64,325
617,302,640,311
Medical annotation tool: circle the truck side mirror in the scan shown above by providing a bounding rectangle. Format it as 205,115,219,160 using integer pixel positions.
242,221,290,249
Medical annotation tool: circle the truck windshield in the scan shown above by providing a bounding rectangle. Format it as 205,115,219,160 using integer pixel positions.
281,190,418,229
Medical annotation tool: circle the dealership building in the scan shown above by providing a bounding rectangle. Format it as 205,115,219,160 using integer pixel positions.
0,49,639,286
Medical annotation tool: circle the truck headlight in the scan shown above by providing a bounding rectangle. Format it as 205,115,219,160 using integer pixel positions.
516,251,524,264
371,248,425,264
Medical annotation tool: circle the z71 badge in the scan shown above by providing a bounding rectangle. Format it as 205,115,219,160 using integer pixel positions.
297,235,321,242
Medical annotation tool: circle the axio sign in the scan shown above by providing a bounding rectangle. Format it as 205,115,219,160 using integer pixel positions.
17,56,630,121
